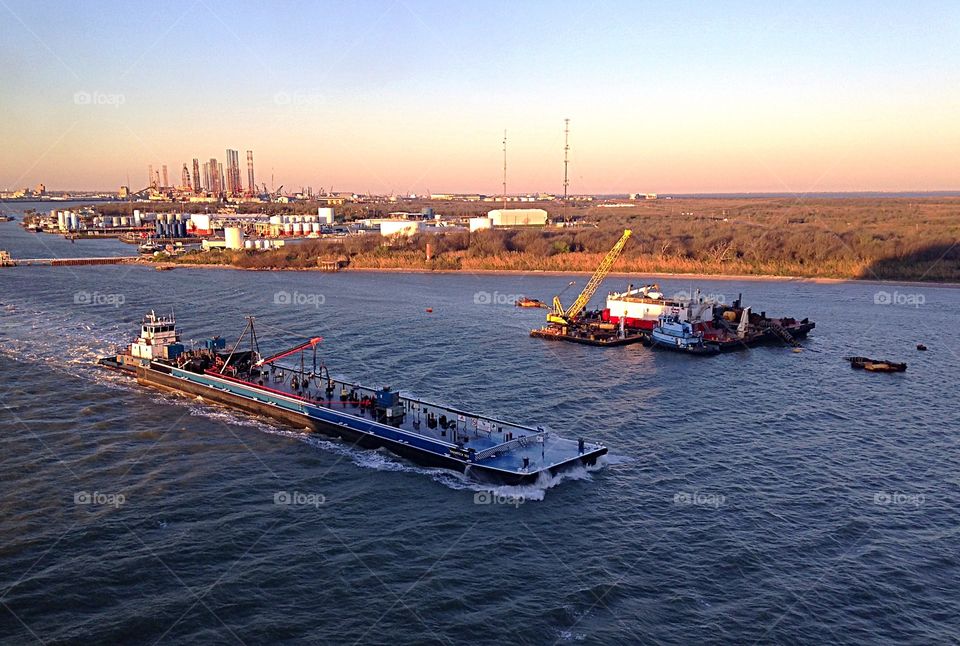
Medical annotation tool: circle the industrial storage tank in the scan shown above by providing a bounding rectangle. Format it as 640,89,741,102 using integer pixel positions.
224,226,244,250
283,223,293,235
318,207,334,225
57,212,66,230
293,222,303,235
269,215,282,225
244,239,254,249
69,213,79,230
112,217,121,227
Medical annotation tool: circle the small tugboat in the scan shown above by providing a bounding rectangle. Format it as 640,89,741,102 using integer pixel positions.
845,356,907,373
100,311,607,485
138,241,165,254
516,297,547,308
649,314,719,355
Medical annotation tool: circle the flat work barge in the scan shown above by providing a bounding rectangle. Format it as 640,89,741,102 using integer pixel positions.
100,312,606,485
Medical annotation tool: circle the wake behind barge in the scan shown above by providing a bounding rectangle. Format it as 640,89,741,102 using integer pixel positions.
99,312,606,485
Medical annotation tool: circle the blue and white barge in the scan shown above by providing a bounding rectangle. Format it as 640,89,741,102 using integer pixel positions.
99,312,607,485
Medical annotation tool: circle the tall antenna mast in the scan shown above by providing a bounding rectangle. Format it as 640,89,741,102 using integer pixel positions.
563,118,570,221
502,129,507,210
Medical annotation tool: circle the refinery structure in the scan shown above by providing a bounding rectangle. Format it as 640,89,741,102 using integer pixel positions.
133,147,269,204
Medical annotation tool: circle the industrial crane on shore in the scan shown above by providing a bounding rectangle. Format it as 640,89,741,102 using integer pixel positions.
546,229,632,326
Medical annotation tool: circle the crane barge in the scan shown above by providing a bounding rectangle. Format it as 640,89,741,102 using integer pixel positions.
530,229,647,346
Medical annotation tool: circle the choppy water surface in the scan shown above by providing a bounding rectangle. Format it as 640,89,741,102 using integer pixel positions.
1,215,959,644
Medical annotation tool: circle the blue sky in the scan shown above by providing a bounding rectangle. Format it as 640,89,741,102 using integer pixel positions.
1,0,958,192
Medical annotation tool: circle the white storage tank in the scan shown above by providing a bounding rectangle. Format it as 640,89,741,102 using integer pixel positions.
318,207,334,225
293,222,303,234
269,215,282,225
57,212,66,230
112,217,121,227
224,226,244,250
284,223,293,235
244,239,255,249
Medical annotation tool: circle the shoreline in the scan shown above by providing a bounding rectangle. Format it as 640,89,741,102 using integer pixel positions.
139,260,960,289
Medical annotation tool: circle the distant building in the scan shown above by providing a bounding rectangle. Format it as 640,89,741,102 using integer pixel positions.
225,149,241,195
469,217,492,232
486,208,548,227
118,185,129,199
380,220,425,237
192,158,202,193
34,182,46,195
246,150,255,194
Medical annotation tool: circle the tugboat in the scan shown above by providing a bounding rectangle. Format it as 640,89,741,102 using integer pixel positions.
649,314,719,355
99,311,607,485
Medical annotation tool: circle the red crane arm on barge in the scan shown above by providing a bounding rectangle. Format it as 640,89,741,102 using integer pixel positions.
255,337,323,367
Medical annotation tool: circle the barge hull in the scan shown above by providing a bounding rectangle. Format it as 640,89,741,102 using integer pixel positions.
135,365,603,485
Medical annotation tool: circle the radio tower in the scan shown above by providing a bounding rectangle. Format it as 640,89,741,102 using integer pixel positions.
563,118,570,221
502,129,507,210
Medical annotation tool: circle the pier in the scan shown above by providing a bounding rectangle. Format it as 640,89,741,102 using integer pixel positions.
0,254,139,267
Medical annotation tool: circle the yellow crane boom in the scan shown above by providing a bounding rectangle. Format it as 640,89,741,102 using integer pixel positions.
548,229,632,325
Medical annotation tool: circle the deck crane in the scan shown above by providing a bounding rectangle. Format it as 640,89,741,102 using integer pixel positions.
546,229,632,326
254,337,323,367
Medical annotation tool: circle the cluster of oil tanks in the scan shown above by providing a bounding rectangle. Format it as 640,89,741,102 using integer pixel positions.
53,209,81,231
243,239,279,250
264,208,336,236
155,215,188,238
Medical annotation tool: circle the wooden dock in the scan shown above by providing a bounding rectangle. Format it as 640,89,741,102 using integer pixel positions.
0,254,139,267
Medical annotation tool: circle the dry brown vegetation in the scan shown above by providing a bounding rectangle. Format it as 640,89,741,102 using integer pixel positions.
166,198,960,282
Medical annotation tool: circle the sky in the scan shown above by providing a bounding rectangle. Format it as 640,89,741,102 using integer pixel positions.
1,0,958,194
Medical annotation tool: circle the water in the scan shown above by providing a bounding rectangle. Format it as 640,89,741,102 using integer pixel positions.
1,214,959,644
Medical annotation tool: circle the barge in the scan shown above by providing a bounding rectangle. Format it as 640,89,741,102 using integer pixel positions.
603,285,815,350
100,311,607,485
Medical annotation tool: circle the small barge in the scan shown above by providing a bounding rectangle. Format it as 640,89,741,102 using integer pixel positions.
846,356,907,373
100,311,607,485
516,297,548,309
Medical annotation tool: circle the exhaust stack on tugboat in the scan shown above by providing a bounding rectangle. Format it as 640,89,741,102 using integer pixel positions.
99,312,607,485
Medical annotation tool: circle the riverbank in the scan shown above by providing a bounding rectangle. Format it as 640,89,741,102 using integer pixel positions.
138,259,960,289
